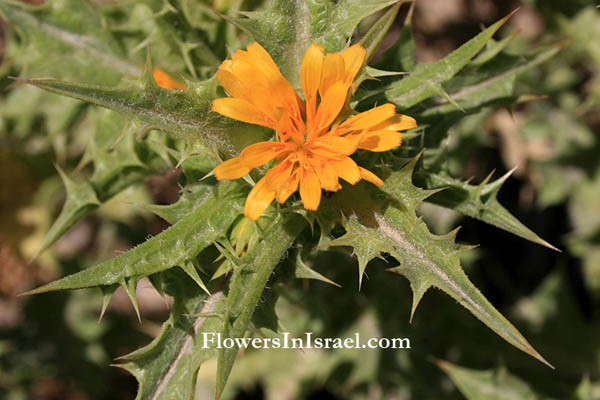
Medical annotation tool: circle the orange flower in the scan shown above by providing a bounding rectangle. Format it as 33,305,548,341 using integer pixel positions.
153,68,187,90
212,43,417,221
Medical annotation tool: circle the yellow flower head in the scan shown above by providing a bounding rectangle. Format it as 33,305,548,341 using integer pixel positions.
212,42,417,221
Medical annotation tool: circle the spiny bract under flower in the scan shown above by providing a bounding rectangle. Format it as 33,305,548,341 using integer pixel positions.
212,42,417,221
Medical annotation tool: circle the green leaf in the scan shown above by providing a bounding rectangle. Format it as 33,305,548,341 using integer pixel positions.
22,72,252,155
216,213,307,399
417,43,562,148
321,156,552,367
359,2,402,63
33,166,100,260
574,376,600,400
470,32,518,66
35,109,155,255
0,0,138,83
376,1,416,72
414,168,558,250
119,270,226,400
228,0,398,86
383,10,516,109
294,249,341,287
143,184,213,225
434,358,543,400
442,44,563,110
24,180,246,295
147,0,221,75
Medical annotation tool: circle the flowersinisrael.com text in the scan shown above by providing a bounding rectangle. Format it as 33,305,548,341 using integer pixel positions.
201,332,410,350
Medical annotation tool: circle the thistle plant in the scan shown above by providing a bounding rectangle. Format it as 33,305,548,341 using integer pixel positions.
0,0,568,398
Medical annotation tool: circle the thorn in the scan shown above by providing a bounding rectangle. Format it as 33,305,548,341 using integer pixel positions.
121,278,141,323
99,284,119,322
500,8,520,25
198,170,215,182
180,262,211,295
554,38,574,50
428,355,444,367
405,0,415,25
142,44,158,88
437,86,465,112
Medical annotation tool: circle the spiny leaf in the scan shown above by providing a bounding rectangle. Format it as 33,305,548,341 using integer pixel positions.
119,270,226,400
376,0,416,73
359,2,402,63
470,31,519,66
0,0,138,83
143,0,221,76
433,358,544,400
321,156,552,368
122,276,141,322
82,110,152,200
180,261,211,295
23,73,246,155
35,110,155,256
326,216,384,290
294,250,341,287
99,284,119,322
353,2,402,89
216,213,307,399
417,43,563,148
384,10,516,109
438,43,564,110
33,166,100,259
414,168,558,250
227,0,397,86
143,183,214,225
24,181,246,295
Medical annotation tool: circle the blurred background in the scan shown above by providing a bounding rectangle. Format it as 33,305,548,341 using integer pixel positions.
1,0,599,399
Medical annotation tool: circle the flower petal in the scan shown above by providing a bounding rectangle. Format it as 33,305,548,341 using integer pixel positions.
153,68,187,90
311,135,357,158
313,82,348,132
276,170,300,203
239,141,289,169
299,167,322,210
247,42,283,81
301,44,325,126
217,42,313,138
228,53,280,116
214,157,250,180
357,130,402,152
341,44,366,85
265,158,295,189
274,107,304,144
372,113,418,131
244,176,276,221
319,53,346,96
339,103,396,132
212,98,275,128
230,52,271,89
313,161,340,191
216,67,249,100
359,167,384,186
330,157,361,184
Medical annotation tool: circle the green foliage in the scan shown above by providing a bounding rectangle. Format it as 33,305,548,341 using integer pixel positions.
415,168,557,250
120,271,224,400
4,0,595,398
382,10,516,110
435,359,544,399
320,157,550,367
26,180,246,297
227,0,397,85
